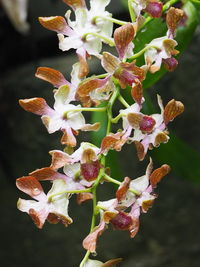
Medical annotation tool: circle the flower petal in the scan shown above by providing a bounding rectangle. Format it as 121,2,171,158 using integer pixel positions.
114,23,135,60
150,164,171,187
38,16,74,35
134,141,145,161
16,176,46,201
61,128,77,147
116,177,131,202
76,47,89,78
102,258,123,267
77,192,93,204
101,52,120,74
35,67,70,88
29,167,67,181
49,150,73,169
164,99,184,124
81,122,100,132
131,79,143,105
19,98,53,116
63,0,86,10
82,220,106,253
166,7,185,37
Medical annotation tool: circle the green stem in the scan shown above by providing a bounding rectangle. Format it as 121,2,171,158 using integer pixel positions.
128,0,136,22
48,188,91,202
111,113,126,123
118,95,130,108
63,107,107,118
92,73,109,79
129,45,159,61
106,86,120,134
94,15,127,26
84,32,115,46
79,250,91,267
104,173,141,196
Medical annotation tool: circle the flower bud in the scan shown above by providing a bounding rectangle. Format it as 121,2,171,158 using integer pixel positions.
145,1,163,18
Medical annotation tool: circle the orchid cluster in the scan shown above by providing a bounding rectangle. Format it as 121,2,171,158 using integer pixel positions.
16,0,185,266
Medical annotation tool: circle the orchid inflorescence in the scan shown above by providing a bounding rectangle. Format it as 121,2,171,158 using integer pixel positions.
16,0,185,266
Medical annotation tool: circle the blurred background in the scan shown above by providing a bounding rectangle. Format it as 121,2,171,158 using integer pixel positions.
0,0,200,266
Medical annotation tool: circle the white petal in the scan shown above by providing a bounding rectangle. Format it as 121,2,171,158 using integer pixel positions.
83,259,103,267
130,174,149,192
58,34,82,51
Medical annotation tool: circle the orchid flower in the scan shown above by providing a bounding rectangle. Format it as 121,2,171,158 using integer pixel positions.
19,85,100,147
101,23,145,89
38,0,114,76
16,177,73,229
50,142,101,183
143,36,179,73
121,95,184,160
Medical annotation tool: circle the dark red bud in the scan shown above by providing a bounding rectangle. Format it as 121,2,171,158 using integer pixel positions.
81,161,100,181
139,116,156,133
110,212,132,230
145,2,163,18
163,57,178,72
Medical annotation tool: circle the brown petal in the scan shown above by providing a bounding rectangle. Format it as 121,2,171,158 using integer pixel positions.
35,67,68,87
76,193,93,204
16,176,44,198
101,52,120,73
76,50,89,78
82,221,106,253
120,62,145,81
101,133,121,153
129,216,140,238
127,113,143,128
116,177,131,202
38,16,69,34
19,98,53,116
131,79,143,104
47,212,73,226
29,208,45,229
142,199,155,212
154,132,169,146
164,99,184,124
60,129,77,147
81,148,97,163
150,164,171,187
134,141,145,161
49,150,72,169
81,122,100,132
103,211,118,224
29,167,66,181
63,0,86,9
114,23,135,59
166,7,185,34
102,258,123,267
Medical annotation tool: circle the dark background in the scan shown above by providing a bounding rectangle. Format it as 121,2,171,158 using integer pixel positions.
1,1,200,266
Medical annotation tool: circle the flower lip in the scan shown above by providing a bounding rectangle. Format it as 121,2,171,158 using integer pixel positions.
139,115,156,133
110,211,133,230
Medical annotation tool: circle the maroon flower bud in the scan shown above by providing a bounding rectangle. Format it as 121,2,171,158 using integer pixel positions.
110,212,133,230
163,57,178,72
139,115,156,133
145,1,163,18
81,160,100,181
